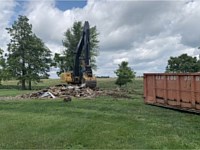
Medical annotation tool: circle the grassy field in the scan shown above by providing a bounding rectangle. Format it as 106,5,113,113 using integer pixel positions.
0,78,200,149
0,79,60,96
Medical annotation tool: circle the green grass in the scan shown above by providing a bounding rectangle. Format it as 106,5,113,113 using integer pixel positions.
0,78,200,149
0,79,61,97
0,79,60,90
0,89,32,97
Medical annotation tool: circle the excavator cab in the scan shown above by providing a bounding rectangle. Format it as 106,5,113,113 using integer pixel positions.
60,71,73,83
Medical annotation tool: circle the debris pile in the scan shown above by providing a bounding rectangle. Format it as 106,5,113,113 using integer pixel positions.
17,84,134,100
20,84,103,99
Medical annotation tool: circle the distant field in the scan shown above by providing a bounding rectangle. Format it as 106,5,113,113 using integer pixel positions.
0,78,200,149
1,79,60,89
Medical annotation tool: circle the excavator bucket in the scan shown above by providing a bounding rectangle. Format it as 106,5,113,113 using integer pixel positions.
85,79,97,89
83,75,97,89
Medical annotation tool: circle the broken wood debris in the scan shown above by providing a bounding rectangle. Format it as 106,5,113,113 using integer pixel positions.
20,84,103,99
18,84,133,99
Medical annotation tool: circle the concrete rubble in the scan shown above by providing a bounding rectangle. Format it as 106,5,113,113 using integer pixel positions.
0,85,133,101
20,84,104,99
16,84,134,100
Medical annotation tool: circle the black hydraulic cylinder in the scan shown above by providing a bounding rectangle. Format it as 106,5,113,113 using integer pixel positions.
84,21,90,66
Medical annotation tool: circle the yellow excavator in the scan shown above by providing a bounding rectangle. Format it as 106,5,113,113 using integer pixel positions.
60,21,96,88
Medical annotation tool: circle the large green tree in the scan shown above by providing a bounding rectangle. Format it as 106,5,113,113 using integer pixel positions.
24,34,52,90
114,61,135,87
6,15,52,90
53,21,99,75
166,54,200,73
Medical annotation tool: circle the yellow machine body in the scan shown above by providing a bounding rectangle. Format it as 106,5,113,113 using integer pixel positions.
60,72,73,83
60,72,96,88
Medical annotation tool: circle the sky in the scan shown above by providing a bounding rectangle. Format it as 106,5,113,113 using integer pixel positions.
1,0,200,78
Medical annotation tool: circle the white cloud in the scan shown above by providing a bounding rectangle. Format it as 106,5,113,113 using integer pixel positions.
172,1,200,47
1,0,200,78
0,0,16,51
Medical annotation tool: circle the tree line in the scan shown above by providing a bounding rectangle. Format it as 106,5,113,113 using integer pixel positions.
166,54,200,73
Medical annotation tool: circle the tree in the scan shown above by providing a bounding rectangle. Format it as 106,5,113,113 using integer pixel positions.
0,48,8,84
53,21,99,75
6,15,52,90
166,54,200,73
114,61,135,87
24,34,52,90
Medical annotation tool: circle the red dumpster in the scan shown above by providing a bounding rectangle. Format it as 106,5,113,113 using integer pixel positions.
144,73,200,113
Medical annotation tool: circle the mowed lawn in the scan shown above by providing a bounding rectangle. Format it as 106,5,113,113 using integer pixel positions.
0,78,200,149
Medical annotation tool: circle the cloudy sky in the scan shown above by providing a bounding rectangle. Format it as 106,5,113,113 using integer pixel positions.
1,0,200,78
